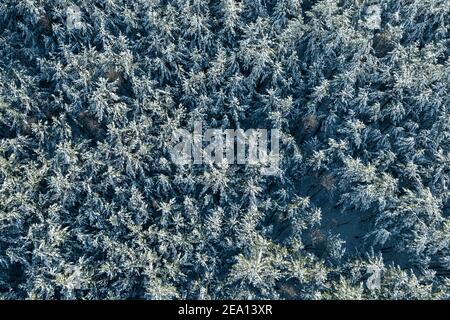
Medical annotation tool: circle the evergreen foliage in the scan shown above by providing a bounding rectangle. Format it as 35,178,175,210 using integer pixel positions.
0,0,449,299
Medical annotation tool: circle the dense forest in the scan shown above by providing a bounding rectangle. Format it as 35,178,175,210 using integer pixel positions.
0,0,449,299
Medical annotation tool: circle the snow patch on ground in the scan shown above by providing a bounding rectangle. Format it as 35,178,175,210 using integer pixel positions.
365,5,382,30
66,5,83,30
